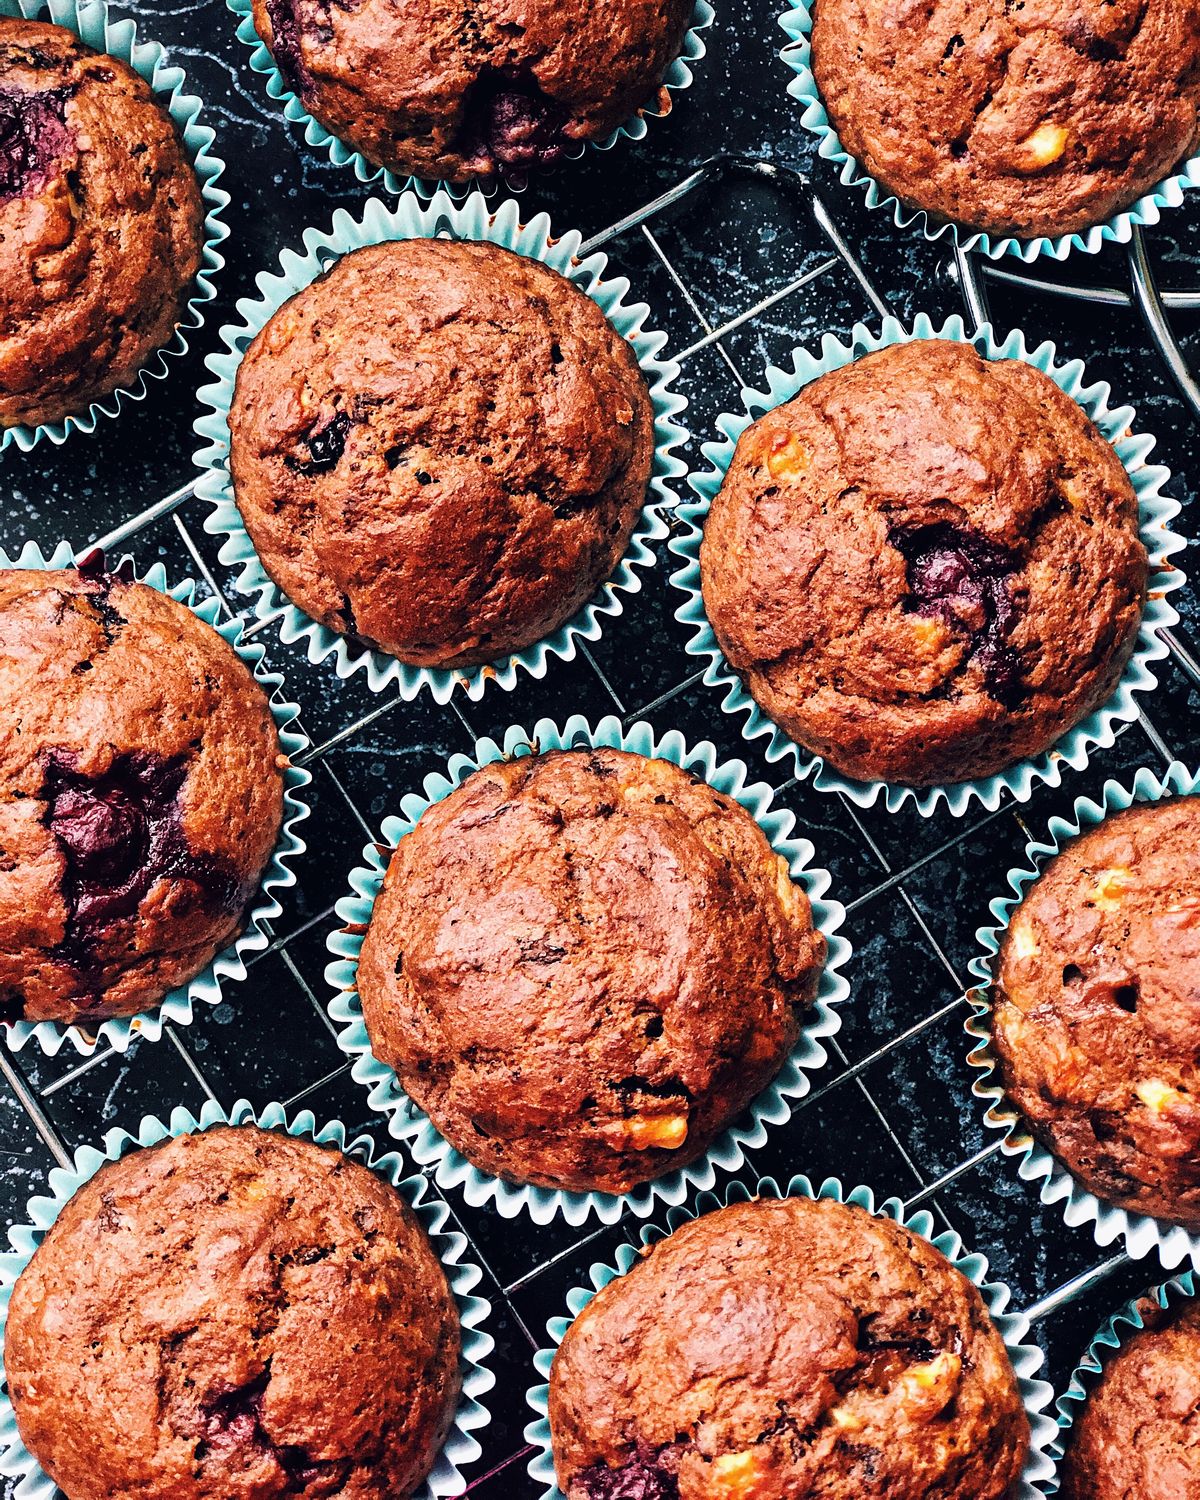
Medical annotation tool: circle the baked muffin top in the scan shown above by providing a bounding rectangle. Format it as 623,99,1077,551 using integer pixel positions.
0,18,204,429
994,797,1200,1227
1061,1295,1200,1500
0,564,284,1027
810,0,1200,239
250,0,694,184
355,747,826,1194
4,1125,462,1500
700,339,1147,788
228,237,656,671
549,1195,1030,1499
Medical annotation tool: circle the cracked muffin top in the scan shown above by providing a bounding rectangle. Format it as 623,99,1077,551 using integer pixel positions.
810,0,1200,240
549,1194,1030,1499
700,339,1148,788
0,17,204,430
355,747,827,1195
994,796,1200,1228
250,0,693,184
228,237,656,672
3,1124,462,1500
1061,1294,1200,1499
0,564,285,1028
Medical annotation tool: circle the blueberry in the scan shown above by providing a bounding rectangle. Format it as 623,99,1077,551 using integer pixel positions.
264,0,310,97
889,522,1023,702
288,411,350,476
0,85,72,202
42,749,246,1001
460,69,570,174
576,1446,679,1500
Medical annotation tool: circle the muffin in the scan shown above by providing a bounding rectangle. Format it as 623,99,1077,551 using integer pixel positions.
1061,1294,1200,1499
548,1195,1030,1498
0,18,205,430
809,0,1200,240
228,237,656,671
993,796,1200,1228
700,339,1147,787
251,0,693,183
0,563,286,1027
355,746,827,1194
3,1124,462,1500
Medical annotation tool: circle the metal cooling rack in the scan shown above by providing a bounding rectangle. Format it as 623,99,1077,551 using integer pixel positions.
2,153,1199,1497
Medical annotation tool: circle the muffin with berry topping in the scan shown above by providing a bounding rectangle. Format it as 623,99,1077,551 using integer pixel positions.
250,0,693,184
0,563,285,1027
548,1194,1030,1498
3,1124,462,1500
1060,1293,1200,1499
809,0,1200,241
700,338,1147,787
0,17,204,430
227,237,656,671
355,746,827,1195
993,795,1200,1228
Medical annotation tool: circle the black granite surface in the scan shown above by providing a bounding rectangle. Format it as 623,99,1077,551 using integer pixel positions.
1,1,1198,1494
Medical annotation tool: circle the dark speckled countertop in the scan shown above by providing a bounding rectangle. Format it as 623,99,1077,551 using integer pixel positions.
1,2,1198,1495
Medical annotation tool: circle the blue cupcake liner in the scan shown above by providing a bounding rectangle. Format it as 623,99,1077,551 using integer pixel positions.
524,1174,1058,1498
0,1098,494,1500
195,190,689,705
227,0,714,197
0,539,312,1059
325,712,852,1227
1047,1270,1194,1491
778,1,1200,263
669,312,1186,818
0,0,229,453
966,761,1200,1272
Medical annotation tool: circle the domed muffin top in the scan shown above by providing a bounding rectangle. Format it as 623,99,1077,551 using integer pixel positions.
228,238,655,671
356,746,826,1194
4,1125,462,1500
995,796,1200,1227
700,339,1147,787
549,1194,1030,1499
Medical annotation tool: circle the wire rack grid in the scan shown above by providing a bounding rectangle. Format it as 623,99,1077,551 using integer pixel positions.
1,151,1199,1498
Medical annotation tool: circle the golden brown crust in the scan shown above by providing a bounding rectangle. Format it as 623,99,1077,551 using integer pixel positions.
228,238,655,669
810,0,1200,239
994,797,1200,1228
0,18,204,428
3,1126,462,1500
700,340,1147,787
549,1196,1030,1499
248,0,693,184
0,567,285,1025
356,747,826,1193
1061,1297,1200,1500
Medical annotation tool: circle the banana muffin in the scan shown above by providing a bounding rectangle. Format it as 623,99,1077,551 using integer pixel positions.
4,1124,462,1500
1060,1293,1200,1499
355,747,827,1194
0,562,285,1027
549,1194,1030,1498
809,0,1200,241
228,237,656,671
0,17,205,430
251,0,693,183
993,796,1200,1228
700,339,1148,787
